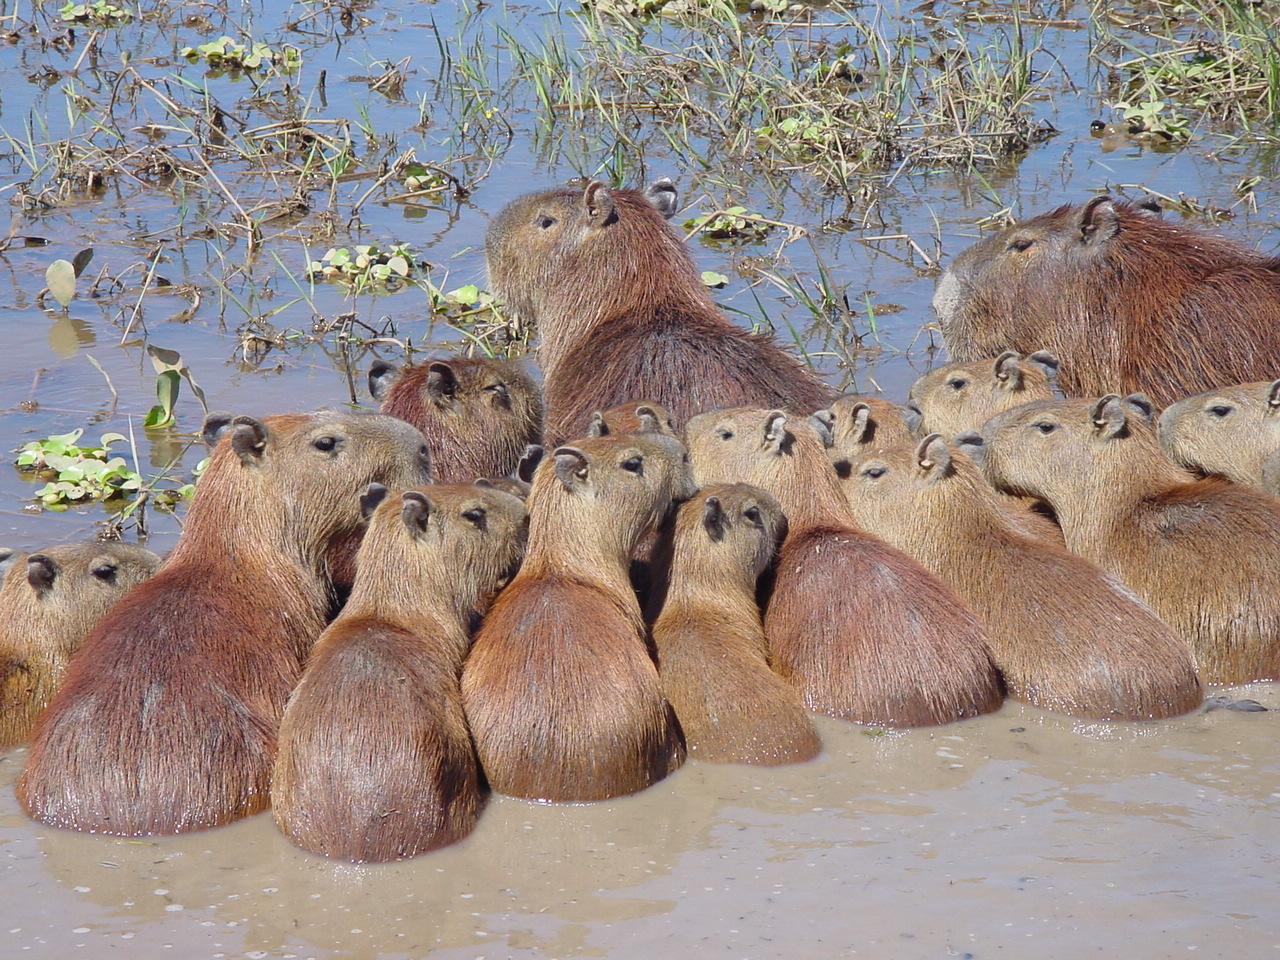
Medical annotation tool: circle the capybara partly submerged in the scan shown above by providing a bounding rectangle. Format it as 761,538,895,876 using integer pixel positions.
934,196,1280,407
19,410,433,835
485,180,835,442
1158,379,1280,496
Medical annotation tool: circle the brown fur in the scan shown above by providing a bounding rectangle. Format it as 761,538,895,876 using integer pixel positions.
461,433,694,801
586,400,678,438
0,543,161,748
684,407,1003,728
18,410,432,835
816,395,916,452
271,484,527,862
1158,379,1280,496
373,355,543,483
905,351,1059,440
934,196,1280,407
837,435,1202,719
485,182,835,444
982,396,1280,683
648,484,820,764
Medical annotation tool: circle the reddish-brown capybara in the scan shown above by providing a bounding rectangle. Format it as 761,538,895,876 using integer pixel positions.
648,484,820,764
461,432,694,802
1158,379,1280,496
586,400,678,438
811,395,916,453
18,409,433,835
981,395,1280,683
837,433,1202,720
684,407,1003,728
485,181,836,443
369,354,543,482
271,483,527,862
934,196,1280,408
903,350,1060,439
0,542,161,748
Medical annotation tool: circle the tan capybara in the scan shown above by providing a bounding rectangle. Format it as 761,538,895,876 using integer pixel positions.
811,395,915,453
369,355,543,482
18,410,433,835
461,433,694,802
981,395,1280,683
485,180,835,443
0,542,161,748
1158,379,1280,496
271,483,527,862
474,443,545,501
586,400,678,438
903,350,1060,439
684,407,1003,728
838,434,1202,720
934,195,1280,407
649,484,820,764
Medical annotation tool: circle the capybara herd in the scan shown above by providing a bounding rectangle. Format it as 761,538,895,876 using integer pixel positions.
5,181,1279,863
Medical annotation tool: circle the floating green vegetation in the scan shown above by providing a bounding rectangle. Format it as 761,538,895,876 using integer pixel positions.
179,37,303,75
59,1,131,26
16,430,142,507
308,243,421,290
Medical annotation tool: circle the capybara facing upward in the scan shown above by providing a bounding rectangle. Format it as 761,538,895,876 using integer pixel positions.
462,432,694,802
904,350,1060,440
485,181,835,443
0,542,161,748
369,354,543,482
649,484,820,765
934,196,1280,407
272,483,527,862
683,407,1002,728
981,395,1280,684
1158,379,1280,496
836,434,1202,720
19,410,433,835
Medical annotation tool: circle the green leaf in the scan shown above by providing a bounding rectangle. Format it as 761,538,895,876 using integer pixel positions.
702,271,729,288
46,259,76,308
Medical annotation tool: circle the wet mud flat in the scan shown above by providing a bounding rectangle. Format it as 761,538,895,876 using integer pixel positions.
2,693,1276,959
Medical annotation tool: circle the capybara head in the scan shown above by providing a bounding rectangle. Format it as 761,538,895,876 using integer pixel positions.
586,401,678,438
836,433,979,534
811,395,915,454
674,483,784,584
904,350,1060,439
1158,379,1280,492
368,355,543,483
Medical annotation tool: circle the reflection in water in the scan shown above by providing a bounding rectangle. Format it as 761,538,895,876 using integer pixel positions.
46,316,96,359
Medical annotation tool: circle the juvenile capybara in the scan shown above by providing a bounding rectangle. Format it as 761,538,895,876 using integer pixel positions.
18,409,433,835
811,395,915,453
1158,379,1280,496
272,483,527,862
934,195,1280,407
837,434,1202,720
904,350,1060,439
0,542,161,748
981,395,1280,683
461,432,693,801
684,407,1002,728
369,354,542,482
485,181,836,443
586,400,678,438
648,484,820,764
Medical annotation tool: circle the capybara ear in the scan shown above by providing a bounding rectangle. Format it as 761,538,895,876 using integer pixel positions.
762,411,788,452
401,490,433,533
426,362,458,402
229,416,270,465
586,411,609,438
808,410,835,448
26,554,58,593
644,177,679,219
1091,394,1130,439
954,431,986,467
901,401,923,437
517,444,545,483
1077,195,1120,247
702,495,725,540
915,433,953,481
1135,197,1164,217
367,360,401,402
633,405,665,434
201,411,236,447
360,483,389,520
0,547,22,579
992,350,1024,389
582,181,616,228
1122,393,1157,423
1026,350,1061,384
90,557,120,583
553,446,591,490
1266,379,1280,415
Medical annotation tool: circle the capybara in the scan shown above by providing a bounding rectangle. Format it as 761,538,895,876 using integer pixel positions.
461,432,694,801
837,433,1202,719
648,484,820,764
586,400,678,438
811,395,915,453
272,483,527,862
0,542,161,748
934,195,1280,407
369,354,543,482
485,180,836,443
474,443,544,500
1158,379,1280,496
903,350,1060,439
981,395,1280,683
18,410,433,835
684,407,1002,728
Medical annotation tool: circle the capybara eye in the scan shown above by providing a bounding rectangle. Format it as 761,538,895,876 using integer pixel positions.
621,456,643,474
1033,421,1056,435
312,435,340,453
743,506,761,524
92,563,117,582
1207,405,1234,418
717,429,734,441
862,466,887,479
486,383,510,400
462,508,487,525
947,377,968,391
1007,237,1035,253
535,215,556,229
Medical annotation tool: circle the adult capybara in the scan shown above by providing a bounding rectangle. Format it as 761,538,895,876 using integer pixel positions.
0,542,161,748
981,395,1280,683
461,432,694,802
811,395,915,453
649,484,820,765
934,195,1280,407
684,407,1002,728
485,180,835,443
18,410,433,835
904,350,1060,439
837,434,1202,720
272,483,527,862
369,354,542,482
1158,379,1280,496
